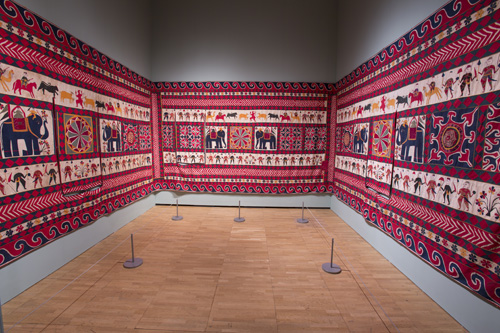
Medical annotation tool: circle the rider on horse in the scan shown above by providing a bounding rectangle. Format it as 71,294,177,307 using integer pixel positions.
21,72,32,88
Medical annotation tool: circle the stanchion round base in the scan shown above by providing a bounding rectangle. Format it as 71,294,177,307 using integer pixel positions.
234,217,245,222
123,258,143,269
297,218,309,223
172,215,183,221
322,263,341,274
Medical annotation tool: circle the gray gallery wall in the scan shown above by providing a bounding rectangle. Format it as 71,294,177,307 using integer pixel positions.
336,0,449,81
14,0,451,83
14,0,153,79
150,0,337,82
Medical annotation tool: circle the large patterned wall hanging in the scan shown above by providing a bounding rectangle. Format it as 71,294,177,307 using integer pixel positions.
157,82,335,194
334,0,500,308
0,0,153,268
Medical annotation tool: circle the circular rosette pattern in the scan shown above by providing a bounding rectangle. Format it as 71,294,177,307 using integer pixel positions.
372,120,392,157
65,116,93,153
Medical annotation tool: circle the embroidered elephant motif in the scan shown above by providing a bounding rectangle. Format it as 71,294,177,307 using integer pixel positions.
1,110,49,157
102,123,121,152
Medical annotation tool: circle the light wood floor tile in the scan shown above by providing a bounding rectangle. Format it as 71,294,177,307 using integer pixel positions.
2,206,466,332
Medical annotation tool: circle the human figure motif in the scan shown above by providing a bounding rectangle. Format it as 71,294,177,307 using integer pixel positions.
237,156,243,164
440,178,455,205
429,81,436,92
413,86,420,97
442,72,456,98
215,155,221,163
380,96,386,112
75,90,84,108
414,174,424,195
457,181,473,211
403,175,410,192
266,156,272,165
32,169,43,188
0,173,6,195
385,168,391,183
459,65,474,96
21,72,32,88
425,178,438,200
230,156,235,164
377,166,385,181
367,164,373,177
12,172,27,191
250,111,256,122
64,166,72,180
393,173,400,187
478,57,498,92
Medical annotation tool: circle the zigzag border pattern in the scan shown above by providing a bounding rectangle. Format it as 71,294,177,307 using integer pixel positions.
335,186,500,308
339,21,500,106
0,38,150,104
335,0,482,91
162,98,327,109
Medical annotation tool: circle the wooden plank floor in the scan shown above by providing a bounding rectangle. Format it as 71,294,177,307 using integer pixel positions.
2,206,466,332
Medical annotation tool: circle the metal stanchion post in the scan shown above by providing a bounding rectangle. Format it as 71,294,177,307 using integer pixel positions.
322,238,341,274
234,201,245,222
296,202,309,223
123,234,143,268
172,199,183,220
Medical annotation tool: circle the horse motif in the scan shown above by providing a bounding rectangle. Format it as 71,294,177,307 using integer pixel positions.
106,103,115,113
409,90,424,106
13,80,37,98
215,112,225,121
280,113,291,122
